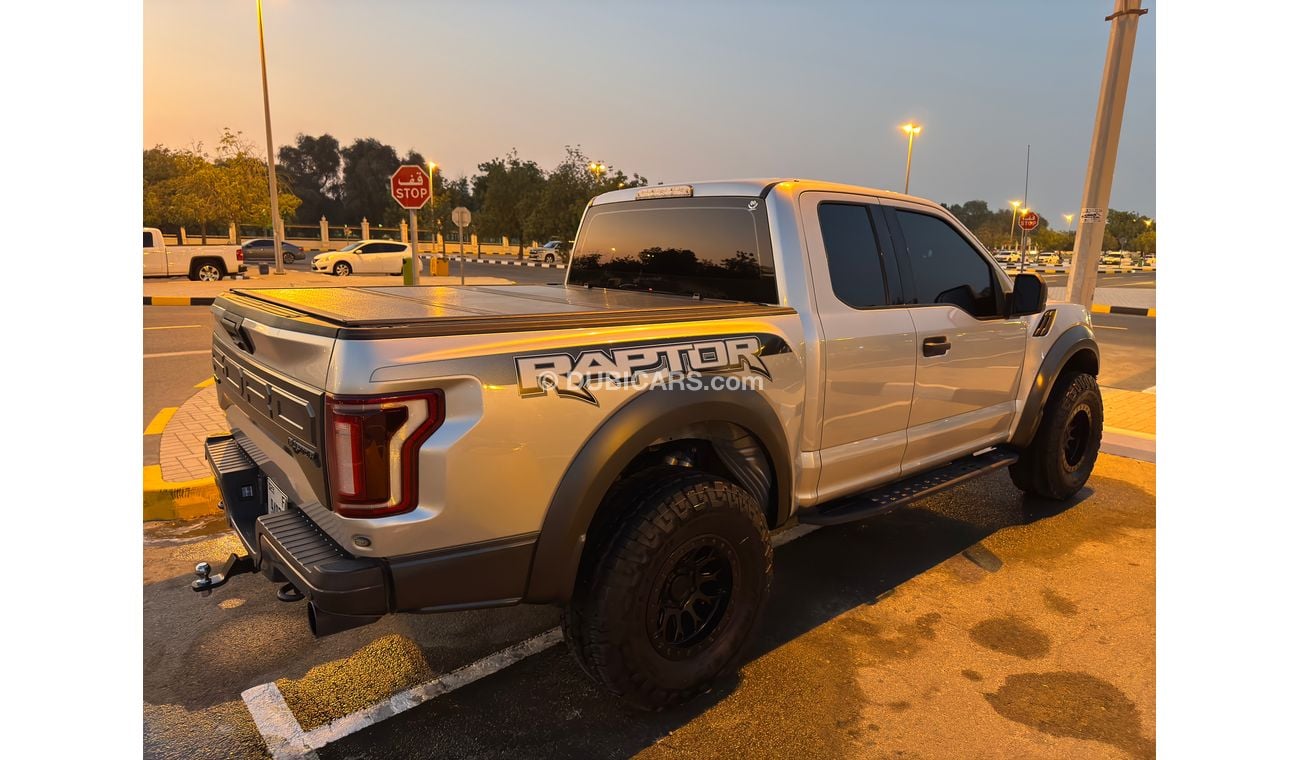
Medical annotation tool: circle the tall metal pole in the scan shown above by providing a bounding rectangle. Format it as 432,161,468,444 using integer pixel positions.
1018,144,1031,273
408,208,420,285
904,130,916,195
1066,0,1147,307
256,0,284,275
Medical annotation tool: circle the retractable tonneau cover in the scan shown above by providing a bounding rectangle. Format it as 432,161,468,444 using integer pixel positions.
214,284,795,339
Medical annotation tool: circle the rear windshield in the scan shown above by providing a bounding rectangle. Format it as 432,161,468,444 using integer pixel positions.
567,196,778,303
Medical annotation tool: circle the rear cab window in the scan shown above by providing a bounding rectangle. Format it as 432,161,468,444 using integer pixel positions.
567,196,778,303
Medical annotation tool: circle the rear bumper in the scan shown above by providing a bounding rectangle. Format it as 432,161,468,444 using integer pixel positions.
203,434,537,630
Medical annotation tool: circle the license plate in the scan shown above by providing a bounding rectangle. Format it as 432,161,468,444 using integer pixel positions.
266,477,289,513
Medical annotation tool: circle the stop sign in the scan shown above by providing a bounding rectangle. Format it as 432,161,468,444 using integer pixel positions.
390,165,431,209
1019,211,1040,231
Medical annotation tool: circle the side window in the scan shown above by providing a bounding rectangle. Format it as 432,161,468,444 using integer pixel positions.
817,203,889,309
895,210,999,317
144,231,155,248
357,243,378,254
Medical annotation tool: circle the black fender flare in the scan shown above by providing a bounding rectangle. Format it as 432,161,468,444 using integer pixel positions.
523,388,792,604
1010,325,1100,448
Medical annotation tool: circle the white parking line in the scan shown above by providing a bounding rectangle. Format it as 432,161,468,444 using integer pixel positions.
144,324,203,331
240,521,824,755
1093,325,1128,331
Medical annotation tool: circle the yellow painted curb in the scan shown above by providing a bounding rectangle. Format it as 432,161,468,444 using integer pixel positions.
144,406,177,435
143,465,222,521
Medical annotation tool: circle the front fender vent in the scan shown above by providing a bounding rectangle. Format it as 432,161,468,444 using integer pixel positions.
1033,309,1057,337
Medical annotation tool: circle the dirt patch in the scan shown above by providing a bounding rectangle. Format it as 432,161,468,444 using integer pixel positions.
969,615,1051,660
275,634,435,731
835,612,941,663
1042,588,1079,616
986,671,1154,759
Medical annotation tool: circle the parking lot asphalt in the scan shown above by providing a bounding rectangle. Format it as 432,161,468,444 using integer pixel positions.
143,453,1154,760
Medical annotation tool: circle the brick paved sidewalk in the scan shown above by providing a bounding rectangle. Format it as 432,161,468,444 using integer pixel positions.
1101,386,1156,436
159,386,228,482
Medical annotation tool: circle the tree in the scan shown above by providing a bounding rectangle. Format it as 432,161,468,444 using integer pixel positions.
339,138,404,226
1135,229,1156,254
474,150,546,255
1105,209,1151,250
278,133,343,223
141,129,301,243
525,146,647,248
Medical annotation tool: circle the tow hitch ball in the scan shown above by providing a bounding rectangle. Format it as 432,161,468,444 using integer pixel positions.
190,553,254,595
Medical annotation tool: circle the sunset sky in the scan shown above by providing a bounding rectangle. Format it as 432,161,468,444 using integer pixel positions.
144,0,1156,219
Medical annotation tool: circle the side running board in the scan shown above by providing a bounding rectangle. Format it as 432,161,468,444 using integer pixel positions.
798,447,1019,526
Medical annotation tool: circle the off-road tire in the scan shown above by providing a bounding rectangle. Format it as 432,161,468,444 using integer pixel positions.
563,466,772,710
333,261,352,276
1011,370,1103,500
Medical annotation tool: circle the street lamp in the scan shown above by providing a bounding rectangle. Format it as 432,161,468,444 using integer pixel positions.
1063,213,1075,231
1008,201,1022,249
588,162,607,185
900,123,922,195
255,0,285,275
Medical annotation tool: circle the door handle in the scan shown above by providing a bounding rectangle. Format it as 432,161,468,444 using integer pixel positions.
922,336,951,357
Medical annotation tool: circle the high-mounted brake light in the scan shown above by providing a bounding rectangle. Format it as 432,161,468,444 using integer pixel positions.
636,184,693,199
325,390,444,518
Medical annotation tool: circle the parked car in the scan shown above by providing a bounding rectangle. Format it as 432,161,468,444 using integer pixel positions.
238,239,305,264
1037,252,1061,266
1100,252,1127,266
992,250,1020,264
143,227,245,281
196,178,1100,709
528,239,572,263
311,240,413,276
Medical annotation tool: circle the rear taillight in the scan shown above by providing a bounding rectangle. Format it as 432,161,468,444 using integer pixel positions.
236,248,244,261
325,390,444,518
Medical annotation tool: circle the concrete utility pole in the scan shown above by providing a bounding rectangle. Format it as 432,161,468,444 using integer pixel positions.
1066,0,1147,307
256,0,285,275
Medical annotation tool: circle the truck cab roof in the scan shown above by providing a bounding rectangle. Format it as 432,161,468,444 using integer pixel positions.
590,178,944,211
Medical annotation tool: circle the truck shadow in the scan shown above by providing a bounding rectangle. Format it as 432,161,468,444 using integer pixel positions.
317,471,1099,759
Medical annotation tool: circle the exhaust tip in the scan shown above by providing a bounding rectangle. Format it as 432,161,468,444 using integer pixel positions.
307,602,381,638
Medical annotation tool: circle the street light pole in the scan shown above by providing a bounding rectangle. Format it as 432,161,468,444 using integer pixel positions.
900,123,921,195
1008,201,1021,250
1066,0,1147,308
255,0,284,275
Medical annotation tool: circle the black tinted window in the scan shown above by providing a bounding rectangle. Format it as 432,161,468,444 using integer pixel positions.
143,231,155,247
247,240,270,248
568,197,777,303
896,210,999,317
818,203,888,308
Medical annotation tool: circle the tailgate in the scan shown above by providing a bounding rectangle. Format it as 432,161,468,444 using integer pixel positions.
210,294,338,508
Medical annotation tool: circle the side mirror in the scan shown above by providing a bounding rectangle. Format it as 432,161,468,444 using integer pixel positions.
1009,273,1047,317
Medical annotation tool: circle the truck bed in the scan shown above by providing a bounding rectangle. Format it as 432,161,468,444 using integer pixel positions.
216,284,795,339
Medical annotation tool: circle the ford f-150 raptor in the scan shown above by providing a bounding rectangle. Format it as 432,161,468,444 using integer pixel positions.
194,179,1102,709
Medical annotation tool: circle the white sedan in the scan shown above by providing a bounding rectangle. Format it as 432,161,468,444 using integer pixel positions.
312,240,414,276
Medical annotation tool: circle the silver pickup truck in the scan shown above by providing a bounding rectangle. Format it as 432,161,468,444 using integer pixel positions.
196,179,1101,709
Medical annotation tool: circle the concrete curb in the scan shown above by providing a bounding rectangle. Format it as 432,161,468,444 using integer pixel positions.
143,465,221,521
1091,304,1156,318
144,296,217,306
1001,266,1156,274
1101,428,1156,463
443,256,566,269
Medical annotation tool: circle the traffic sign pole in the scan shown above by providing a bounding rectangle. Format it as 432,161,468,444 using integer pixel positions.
409,209,420,285
389,165,432,286
451,207,471,286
